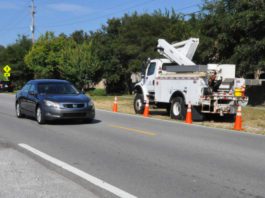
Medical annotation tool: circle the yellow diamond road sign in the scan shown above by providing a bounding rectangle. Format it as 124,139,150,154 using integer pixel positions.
4,73,10,77
3,65,11,73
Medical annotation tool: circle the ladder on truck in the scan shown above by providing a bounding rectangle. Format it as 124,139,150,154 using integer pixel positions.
156,38,199,66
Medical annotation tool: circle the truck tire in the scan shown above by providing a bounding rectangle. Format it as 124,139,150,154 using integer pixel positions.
134,94,144,114
170,97,186,120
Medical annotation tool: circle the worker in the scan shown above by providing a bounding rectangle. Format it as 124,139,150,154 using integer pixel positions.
208,71,222,92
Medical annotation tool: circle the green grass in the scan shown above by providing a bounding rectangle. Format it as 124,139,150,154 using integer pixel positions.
91,95,135,114
242,107,265,135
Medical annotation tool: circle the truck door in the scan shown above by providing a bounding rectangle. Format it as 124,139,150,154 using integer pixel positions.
145,62,156,93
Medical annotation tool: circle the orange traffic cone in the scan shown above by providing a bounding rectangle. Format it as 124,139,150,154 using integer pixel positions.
143,97,149,117
185,102,192,124
112,96,118,112
233,105,243,131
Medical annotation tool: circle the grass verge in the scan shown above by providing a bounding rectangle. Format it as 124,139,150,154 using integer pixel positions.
91,95,265,135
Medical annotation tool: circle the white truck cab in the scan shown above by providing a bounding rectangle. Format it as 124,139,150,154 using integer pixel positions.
134,38,248,120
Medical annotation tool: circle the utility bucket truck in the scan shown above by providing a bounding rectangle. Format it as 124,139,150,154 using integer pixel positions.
133,38,248,120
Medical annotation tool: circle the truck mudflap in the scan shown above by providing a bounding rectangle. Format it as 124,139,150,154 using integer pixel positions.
200,92,248,115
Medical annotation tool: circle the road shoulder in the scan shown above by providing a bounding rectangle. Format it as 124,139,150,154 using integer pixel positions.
0,141,99,198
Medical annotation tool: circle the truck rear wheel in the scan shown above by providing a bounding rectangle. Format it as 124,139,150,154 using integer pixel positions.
170,97,186,120
134,94,144,114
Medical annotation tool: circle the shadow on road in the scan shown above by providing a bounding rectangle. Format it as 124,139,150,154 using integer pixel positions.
24,116,102,125
48,119,102,125
149,110,168,116
149,109,235,123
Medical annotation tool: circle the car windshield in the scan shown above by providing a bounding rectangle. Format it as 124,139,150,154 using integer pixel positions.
38,83,79,95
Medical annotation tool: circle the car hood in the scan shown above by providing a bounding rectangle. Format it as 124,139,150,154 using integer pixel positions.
44,94,89,103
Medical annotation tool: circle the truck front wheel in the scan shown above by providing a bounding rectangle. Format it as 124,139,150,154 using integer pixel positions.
134,94,144,114
170,97,186,120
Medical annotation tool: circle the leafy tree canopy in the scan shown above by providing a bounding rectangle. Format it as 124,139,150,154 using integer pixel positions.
1,1,265,92
25,32,102,90
0,35,32,87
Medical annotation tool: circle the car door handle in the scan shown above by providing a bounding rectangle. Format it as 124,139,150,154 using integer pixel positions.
152,80,155,85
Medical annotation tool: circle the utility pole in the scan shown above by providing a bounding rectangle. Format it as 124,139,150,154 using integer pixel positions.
30,0,36,44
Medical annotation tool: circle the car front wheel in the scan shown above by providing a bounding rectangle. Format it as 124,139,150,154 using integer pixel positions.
36,106,45,124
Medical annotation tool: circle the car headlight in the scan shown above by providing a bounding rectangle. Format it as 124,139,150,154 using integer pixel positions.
87,100,94,107
44,100,60,109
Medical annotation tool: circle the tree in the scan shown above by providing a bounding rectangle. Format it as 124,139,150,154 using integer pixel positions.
95,11,198,93
199,0,265,76
4,2,265,94
25,32,103,89
25,32,66,79
59,39,102,89
70,30,89,44
0,35,33,88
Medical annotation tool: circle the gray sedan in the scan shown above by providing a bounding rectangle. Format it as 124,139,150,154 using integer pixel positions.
15,79,95,124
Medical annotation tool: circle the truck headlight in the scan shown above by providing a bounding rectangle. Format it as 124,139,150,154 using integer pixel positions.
44,100,60,109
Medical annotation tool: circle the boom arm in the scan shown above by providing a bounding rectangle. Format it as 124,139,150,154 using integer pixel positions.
157,38,199,66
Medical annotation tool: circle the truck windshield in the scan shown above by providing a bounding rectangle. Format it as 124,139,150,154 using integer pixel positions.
38,83,79,95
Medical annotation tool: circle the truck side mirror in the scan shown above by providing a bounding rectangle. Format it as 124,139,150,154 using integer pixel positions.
141,64,147,79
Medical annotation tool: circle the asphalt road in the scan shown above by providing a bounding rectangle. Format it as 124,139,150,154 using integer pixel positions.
0,93,265,198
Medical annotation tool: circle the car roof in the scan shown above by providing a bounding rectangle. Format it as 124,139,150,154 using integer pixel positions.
28,79,70,84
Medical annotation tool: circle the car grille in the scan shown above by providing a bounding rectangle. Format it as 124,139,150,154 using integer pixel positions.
62,113,86,118
63,103,85,108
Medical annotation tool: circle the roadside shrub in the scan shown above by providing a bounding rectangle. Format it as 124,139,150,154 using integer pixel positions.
88,88,107,96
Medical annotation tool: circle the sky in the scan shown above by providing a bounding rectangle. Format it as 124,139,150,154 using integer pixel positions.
0,0,202,46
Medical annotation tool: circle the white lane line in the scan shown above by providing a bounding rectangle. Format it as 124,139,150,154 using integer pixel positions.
18,143,137,198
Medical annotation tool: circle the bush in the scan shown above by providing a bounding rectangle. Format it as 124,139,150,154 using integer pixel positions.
88,88,107,96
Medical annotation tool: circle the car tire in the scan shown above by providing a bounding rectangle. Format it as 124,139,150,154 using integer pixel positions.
16,102,24,118
134,93,144,114
170,97,186,120
36,106,45,124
